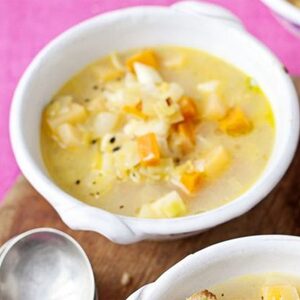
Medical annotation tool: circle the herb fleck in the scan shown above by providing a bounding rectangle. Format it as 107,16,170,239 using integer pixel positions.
112,146,121,152
109,136,116,144
119,205,124,209
91,139,98,145
84,98,90,102
93,85,99,90
92,181,96,185
165,97,172,106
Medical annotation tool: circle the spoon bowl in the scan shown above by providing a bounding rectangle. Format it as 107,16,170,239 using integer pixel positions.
0,228,96,300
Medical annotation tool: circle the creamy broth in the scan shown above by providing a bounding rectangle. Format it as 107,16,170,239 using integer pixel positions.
41,46,275,218
187,273,300,300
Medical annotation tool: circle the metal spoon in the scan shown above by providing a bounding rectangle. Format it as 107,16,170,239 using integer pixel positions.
0,228,96,300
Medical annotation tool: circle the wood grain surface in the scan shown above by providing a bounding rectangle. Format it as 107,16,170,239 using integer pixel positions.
0,79,299,300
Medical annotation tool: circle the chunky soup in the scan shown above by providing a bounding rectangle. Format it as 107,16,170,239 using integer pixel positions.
187,273,300,300
41,46,275,218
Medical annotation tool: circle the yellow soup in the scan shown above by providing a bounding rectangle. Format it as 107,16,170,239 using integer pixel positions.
41,46,275,218
187,273,300,300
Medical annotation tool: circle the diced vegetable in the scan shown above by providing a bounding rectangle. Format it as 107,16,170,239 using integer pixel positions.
202,93,226,121
138,191,186,218
137,133,161,166
219,106,252,135
134,63,162,85
56,123,84,148
93,112,119,137
168,121,196,156
261,285,300,300
123,104,147,120
179,96,198,120
47,101,87,130
86,97,106,112
203,145,230,178
126,49,158,73
180,171,203,194
124,119,169,137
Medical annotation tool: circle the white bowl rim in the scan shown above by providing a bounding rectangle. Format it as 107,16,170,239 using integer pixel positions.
9,3,300,241
261,0,300,25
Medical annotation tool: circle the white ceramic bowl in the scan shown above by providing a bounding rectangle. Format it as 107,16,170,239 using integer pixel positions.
261,0,300,37
127,235,300,300
10,1,299,244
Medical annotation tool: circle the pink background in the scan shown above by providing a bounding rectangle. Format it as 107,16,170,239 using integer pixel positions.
1,0,300,202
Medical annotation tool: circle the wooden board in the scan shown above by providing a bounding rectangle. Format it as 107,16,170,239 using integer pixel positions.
0,79,299,300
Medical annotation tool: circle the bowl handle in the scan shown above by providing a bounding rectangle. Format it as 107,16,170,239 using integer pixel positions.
171,1,244,30
57,204,143,244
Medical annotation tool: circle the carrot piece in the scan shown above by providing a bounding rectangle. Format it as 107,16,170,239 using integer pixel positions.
126,50,159,73
179,96,198,120
123,104,147,120
181,171,203,193
219,106,252,136
178,121,196,144
137,133,161,166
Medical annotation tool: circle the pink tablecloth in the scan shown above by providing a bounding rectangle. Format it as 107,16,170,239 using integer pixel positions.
1,0,300,202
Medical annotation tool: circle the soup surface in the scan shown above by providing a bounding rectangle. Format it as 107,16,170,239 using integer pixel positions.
41,46,275,218
187,273,300,300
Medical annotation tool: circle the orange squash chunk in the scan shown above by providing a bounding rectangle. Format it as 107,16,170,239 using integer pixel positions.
179,96,198,120
126,50,159,73
219,106,252,136
178,121,196,144
137,133,161,166
181,171,203,193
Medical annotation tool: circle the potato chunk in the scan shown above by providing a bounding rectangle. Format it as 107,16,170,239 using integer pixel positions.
47,102,87,130
134,63,162,85
56,123,83,148
219,107,252,136
262,285,300,300
126,49,158,73
92,112,119,137
138,191,186,218
203,145,230,178
137,133,161,166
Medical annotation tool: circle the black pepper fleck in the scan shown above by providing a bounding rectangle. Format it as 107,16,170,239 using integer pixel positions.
165,97,172,106
119,205,124,209
109,136,116,144
221,294,224,297
112,146,121,152
93,85,99,90
91,139,98,145
283,65,289,73
75,179,81,185
174,158,180,164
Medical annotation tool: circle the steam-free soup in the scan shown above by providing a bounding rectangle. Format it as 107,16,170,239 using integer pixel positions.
187,273,300,300
41,46,275,218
